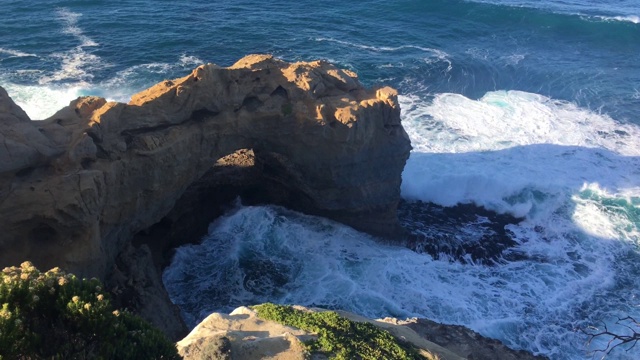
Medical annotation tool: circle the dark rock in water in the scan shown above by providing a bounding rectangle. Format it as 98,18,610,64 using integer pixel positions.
0,55,411,338
399,200,526,265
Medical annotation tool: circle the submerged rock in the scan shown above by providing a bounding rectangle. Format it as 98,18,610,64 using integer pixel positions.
0,55,411,338
399,200,525,264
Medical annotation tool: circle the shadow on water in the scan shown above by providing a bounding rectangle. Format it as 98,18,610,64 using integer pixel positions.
397,143,640,356
163,143,640,358
398,143,640,265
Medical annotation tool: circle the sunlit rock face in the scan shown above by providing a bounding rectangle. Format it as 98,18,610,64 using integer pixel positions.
0,55,411,338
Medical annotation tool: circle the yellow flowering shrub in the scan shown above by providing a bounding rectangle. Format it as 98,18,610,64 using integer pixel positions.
0,262,180,359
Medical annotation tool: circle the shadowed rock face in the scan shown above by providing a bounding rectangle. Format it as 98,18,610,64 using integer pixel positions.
0,55,411,338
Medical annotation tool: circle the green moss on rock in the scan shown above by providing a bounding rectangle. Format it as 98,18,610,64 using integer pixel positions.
253,303,426,360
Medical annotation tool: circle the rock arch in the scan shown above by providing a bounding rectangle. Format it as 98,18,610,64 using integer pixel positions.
0,55,411,337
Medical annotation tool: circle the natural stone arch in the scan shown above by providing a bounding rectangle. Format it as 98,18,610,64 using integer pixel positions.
0,55,411,337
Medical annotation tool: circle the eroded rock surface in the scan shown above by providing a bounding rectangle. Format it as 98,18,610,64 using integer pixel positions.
178,306,454,360
177,307,313,360
0,55,411,338
178,306,546,360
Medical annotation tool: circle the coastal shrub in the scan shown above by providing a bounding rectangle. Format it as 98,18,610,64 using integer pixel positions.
253,303,428,360
0,262,180,360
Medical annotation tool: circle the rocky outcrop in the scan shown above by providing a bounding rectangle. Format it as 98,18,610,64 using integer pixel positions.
0,55,411,338
177,307,315,360
404,318,548,360
177,306,451,360
177,306,546,360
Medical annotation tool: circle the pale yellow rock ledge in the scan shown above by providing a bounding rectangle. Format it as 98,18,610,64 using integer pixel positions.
177,306,466,360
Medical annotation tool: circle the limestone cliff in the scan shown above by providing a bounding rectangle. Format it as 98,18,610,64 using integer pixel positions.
0,55,411,338
176,305,547,360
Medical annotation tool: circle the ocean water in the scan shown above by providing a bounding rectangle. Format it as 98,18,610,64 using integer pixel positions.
2,0,639,359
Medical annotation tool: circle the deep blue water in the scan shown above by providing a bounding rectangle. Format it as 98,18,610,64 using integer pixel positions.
2,1,640,359
2,0,639,119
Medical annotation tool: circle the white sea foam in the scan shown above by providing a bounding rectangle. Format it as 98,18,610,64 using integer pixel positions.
179,54,204,66
1,53,207,119
313,37,451,71
465,0,640,24
595,14,640,24
402,91,640,156
399,91,640,216
0,82,84,120
395,91,640,356
57,9,99,47
39,50,103,85
168,90,640,359
102,54,205,102
163,203,640,360
467,48,526,66
502,53,526,65
103,63,172,91
164,89,640,359
39,9,105,85
2,10,200,119
314,37,445,54
0,9,105,118
0,48,37,59
158,88,640,359
466,47,489,60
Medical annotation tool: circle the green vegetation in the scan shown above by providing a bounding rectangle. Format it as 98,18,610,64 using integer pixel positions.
0,262,180,360
253,303,427,360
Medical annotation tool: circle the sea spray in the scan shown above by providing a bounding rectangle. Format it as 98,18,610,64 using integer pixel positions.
1,0,638,358
162,201,638,359
163,89,640,360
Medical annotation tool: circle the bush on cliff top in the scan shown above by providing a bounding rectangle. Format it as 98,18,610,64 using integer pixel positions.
0,262,180,360
253,303,430,360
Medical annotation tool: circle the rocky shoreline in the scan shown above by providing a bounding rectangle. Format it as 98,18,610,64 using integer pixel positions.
176,305,547,360
0,55,544,358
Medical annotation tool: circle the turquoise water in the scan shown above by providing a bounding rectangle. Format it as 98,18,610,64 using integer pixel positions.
2,1,640,359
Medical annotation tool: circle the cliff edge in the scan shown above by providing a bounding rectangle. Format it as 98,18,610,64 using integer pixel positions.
176,305,547,360
0,55,411,338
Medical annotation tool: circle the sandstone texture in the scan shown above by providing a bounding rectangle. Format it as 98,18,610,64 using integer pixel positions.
178,306,547,360
176,306,450,360
0,55,411,338
177,307,313,360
